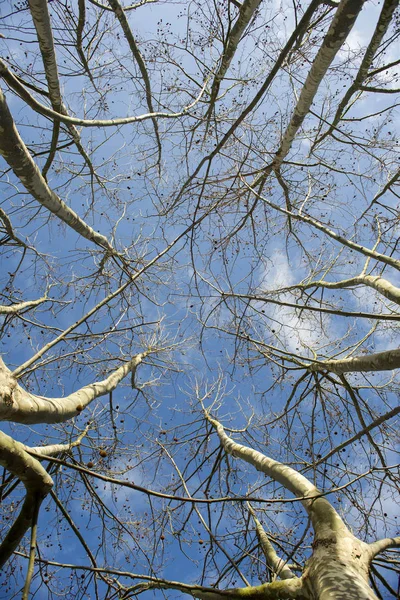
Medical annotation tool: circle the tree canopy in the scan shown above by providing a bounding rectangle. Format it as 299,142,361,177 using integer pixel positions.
0,0,399,598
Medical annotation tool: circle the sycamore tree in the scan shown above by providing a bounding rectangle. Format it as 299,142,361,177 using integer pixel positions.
0,0,399,598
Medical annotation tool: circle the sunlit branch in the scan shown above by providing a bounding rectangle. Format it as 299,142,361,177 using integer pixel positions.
272,0,365,169
0,430,53,567
247,502,296,580
281,274,400,306
0,296,51,315
0,88,116,252
242,178,400,271
205,0,263,125
0,353,147,424
309,348,400,373
0,59,208,128
312,0,399,148
205,412,341,532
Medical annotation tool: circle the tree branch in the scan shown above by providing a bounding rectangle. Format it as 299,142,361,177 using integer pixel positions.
0,353,147,424
0,430,53,567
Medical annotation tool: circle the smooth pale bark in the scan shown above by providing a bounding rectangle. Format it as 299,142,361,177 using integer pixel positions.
207,414,383,600
27,0,99,178
206,414,342,532
0,59,207,128
27,427,89,457
315,0,399,146
0,296,49,315
247,503,295,580
27,0,62,109
273,0,365,167
368,536,400,558
0,353,146,424
309,348,400,373
292,274,400,306
0,430,53,567
0,89,115,252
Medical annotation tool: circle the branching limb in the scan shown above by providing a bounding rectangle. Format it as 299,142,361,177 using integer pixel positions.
122,577,306,599
281,274,400,306
0,430,53,568
272,0,365,169
368,536,400,559
27,0,102,180
0,353,147,424
27,425,90,456
242,178,400,271
107,0,162,165
0,296,50,315
246,502,296,580
309,348,400,373
205,412,343,535
0,88,115,252
205,0,263,124
312,0,399,148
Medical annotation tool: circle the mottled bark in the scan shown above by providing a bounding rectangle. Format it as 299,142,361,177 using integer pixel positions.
206,414,386,600
0,353,146,424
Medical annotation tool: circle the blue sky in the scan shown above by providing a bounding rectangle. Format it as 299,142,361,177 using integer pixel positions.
0,0,400,597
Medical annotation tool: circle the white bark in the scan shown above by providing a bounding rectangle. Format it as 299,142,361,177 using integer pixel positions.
0,353,146,424
309,348,400,373
206,414,342,534
294,274,400,306
0,296,49,315
247,502,296,580
0,89,115,252
315,0,399,145
0,60,207,128
206,0,263,114
207,414,382,600
0,430,53,567
274,0,365,167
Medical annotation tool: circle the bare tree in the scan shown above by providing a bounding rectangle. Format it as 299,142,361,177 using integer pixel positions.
0,0,399,597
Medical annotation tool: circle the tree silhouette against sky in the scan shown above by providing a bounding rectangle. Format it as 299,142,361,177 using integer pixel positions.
0,0,399,597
